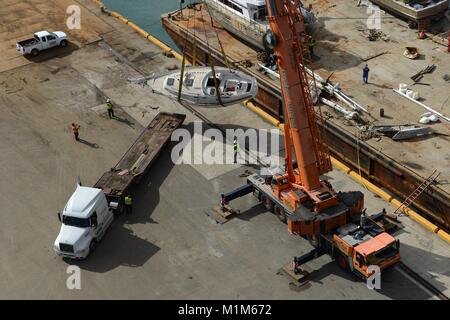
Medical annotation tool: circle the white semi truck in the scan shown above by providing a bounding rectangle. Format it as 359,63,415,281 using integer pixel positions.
16,30,68,56
53,112,185,259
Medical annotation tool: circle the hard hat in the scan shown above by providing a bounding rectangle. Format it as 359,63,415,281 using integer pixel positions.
106,98,111,103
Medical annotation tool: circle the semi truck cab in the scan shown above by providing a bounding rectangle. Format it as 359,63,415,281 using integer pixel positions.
54,185,114,259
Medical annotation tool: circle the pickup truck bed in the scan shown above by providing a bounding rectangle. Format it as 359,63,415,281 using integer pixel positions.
94,112,185,199
17,38,38,47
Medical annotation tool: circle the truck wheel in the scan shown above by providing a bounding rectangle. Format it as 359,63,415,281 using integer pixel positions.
335,251,349,271
262,30,275,53
89,240,97,254
60,40,68,47
274,205,287,224
262,195,274,213
31,49,39,56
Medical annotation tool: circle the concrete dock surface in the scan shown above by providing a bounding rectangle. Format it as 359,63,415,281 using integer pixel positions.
0,0,448,299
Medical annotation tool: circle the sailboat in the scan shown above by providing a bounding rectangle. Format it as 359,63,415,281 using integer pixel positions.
146,66,258,106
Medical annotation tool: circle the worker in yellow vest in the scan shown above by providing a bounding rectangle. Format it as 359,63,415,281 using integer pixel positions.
233,137,240,164
106,98,115,119
124,194,133,214
307,35,316,57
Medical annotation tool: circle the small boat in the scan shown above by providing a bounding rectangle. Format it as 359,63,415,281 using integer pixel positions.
369,0,449,27
204,0,316,51
147,66,258,106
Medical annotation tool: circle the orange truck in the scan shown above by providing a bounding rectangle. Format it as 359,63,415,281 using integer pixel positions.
222,178,401,280
321,214,400,279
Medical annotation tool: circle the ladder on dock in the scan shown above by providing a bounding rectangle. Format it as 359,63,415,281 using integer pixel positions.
394,170,440,216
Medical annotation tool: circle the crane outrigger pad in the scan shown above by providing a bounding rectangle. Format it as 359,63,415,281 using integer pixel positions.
207,204,241,224
279,262,312,288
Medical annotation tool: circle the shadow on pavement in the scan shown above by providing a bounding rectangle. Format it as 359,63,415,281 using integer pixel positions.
78,138,100,149
68,224,160,273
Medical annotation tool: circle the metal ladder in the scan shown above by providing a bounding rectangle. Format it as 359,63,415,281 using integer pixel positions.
394,170,440,216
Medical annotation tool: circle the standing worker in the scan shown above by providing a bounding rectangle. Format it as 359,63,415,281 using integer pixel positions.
124,194,133,214
307,35,316,57
106,98,115,119
71,123,80,141
363,64,370,84
233,137,240,164
447,32,450,53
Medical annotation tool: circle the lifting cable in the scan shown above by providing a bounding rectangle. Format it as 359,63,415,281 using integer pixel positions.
199,4,224,106
210,17,231,70
356,132,368,191
192,1,197,67
177,43,188,102
177,1,194,102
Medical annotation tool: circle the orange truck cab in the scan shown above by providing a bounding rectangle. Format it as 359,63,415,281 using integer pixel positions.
333,218,400,279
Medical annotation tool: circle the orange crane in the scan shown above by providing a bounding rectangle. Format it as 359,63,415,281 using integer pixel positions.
264,0,347,235
218,0,401,280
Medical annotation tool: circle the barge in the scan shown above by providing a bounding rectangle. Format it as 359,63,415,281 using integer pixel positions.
161,3,450,231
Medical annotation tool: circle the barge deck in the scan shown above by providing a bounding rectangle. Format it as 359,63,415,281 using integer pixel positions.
161,1,450,230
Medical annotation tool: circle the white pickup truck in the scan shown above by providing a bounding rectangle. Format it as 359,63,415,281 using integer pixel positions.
16,30,68,56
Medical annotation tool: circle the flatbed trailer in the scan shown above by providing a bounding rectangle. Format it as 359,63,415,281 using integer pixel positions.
54,112,185,259
94,112,186,212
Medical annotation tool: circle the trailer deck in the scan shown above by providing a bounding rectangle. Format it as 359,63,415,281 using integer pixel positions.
94,112,185,196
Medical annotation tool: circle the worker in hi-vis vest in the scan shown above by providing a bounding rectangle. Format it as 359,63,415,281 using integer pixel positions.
233,137,240,164
124,194,133,214
106,98,115,119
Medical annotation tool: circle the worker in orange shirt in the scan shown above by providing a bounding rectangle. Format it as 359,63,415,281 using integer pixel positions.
71,123,80,141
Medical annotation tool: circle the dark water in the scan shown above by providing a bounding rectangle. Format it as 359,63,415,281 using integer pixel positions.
102,0,180,50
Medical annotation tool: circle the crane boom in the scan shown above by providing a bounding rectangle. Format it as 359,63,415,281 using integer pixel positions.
267,0,325,191
266,0,339,215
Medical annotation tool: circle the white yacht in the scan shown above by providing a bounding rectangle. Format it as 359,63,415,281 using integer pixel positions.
204,0,316,51
147,66,258,106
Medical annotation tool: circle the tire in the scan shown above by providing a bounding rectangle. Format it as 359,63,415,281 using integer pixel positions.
89,239,97,254
31,49,39,56
262,30,275,53
262,195,274,213
335,251,349,271
60,40,68,47
274,205,287,224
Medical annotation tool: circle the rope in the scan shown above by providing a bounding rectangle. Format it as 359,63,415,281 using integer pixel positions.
192,0,197,66
210,17,231,70
356,132,368,190
177,1,191,102
199,4,223,105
